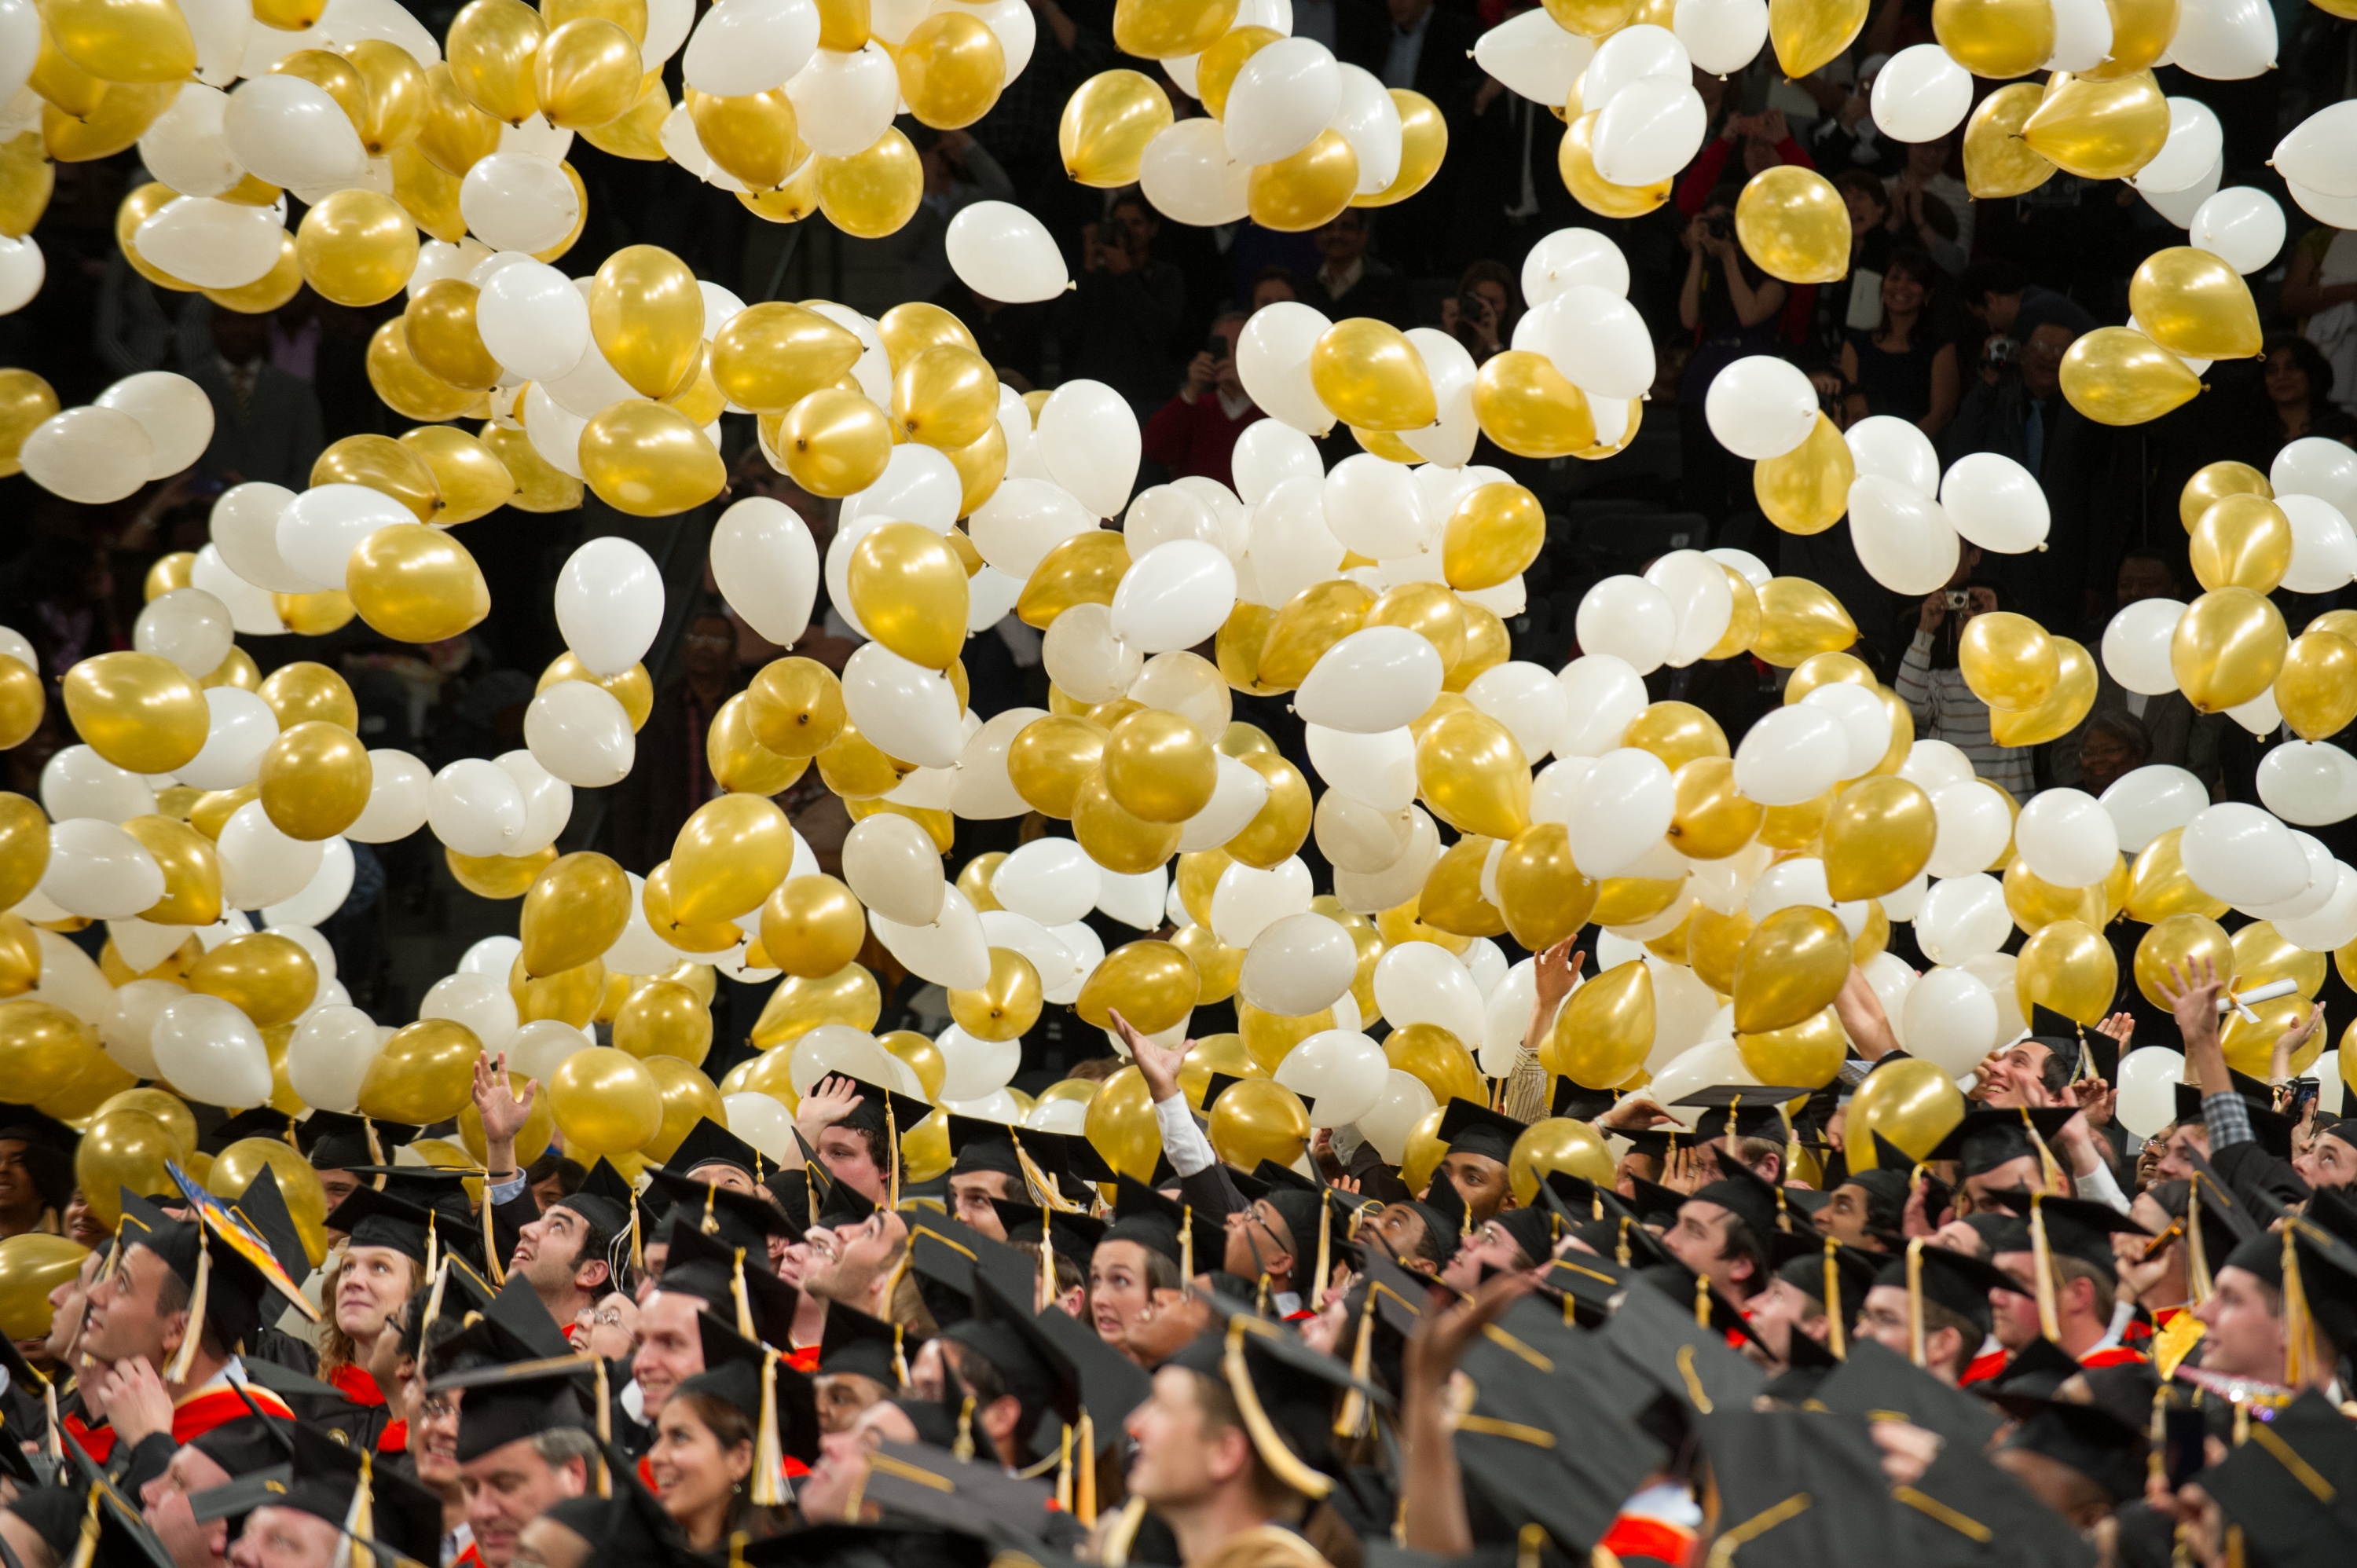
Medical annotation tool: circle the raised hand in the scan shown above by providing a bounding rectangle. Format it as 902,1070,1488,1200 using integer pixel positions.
2155,957,2227,1049
795,1075,865,1141
472,1053,536,1150
1110,1009,1188,1102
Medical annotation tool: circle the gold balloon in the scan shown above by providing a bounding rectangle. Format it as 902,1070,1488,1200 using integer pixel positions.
743,659,843,760
201,648,261,694
1932,0,2054,76
2183,461,2271,532
0,1233,86,1341
419,60,504,174
847,520,970,670
878,301,977,368
1732,906,1849,1035
74,1110,172,1229
1102,709,1216,825
758,874,867,980
448,0,544,123
590,244,702,398
46,0,194,82
1416,837,1504,940
2022,69,2169,181
256,720,372,842
2189,493,2292,594
1989,636,2098,748
1753,577,1859,666
0,912,37,998
1207,1077,1310,1171
1958,610,2058,712
355,1018,483,1125
94,1088,195,1163
207,1138,330,1265
1226,751,1312,869
1007,715,1107,818
687,85,800,190
612,978,713,1064
536,16,641,128
1082,1064,1160,1182
1367,582,1466,672
1354,89,1446,208
1754,411,1854,535
0,368,57,476
347,38,427,156
1541,958,1654,1089
1667,756,1765,861
1171,921,1244,1006
1557,111,1670,218
2016,918,2117,1026
315,432,440,520
143,553,195,601
547,1045,662,1154
1380,1020,1479,1103
669,793,793,924
447,844,555,899
578,401,726,516
2172,585,2286,713
713,302,863,415
1310,317,1437,433
1413,709,1530,842
0,655,42,751
1114,0,1237,55
2275,631,2357,742
1505,1116,1615,1205
1195,24,1278,117
367,318,482,422
45,82,176,163
1060,68,1171,187
1623,701,1728,770
273,48,368,128
948,947,1043,1042
1769,0,1868,75
1442,483,1545,591
189,934,316,1028
1495,822,1600,951
809,716,905,800
0,999,96,1103
1963,81,2056,199
629,1056,721,1163
2132,246,2262,363
0,133,51,241
1735,165,1849,284
1072,769,1182,874
521,852,631,977
744,961,878,1046
258,662,358,731
1736,1006,1848,1090
898,10,1004,129
1847,1057,1965,1168
581,71,669,159
113,181,190,291
402,425,512,522
1543,0,1635,31
768,388,888,497
482,423,583,512
347,522,492,643
1258,583,1372,692
2232,919,2326,998
2133,914,2231,1010
403,279,503,393
206,233,305,315
295,189,418,308
1821,775,1935,900
817,127,923,239
270,586,361,636
1018,530,1131,628
1249,129,1358,233
1075,939,1198,1034
891,343,998,449
2222,991,2322,1080
62,651,207,774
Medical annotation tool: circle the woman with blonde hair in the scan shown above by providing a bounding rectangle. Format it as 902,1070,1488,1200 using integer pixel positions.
316,1185,438,1432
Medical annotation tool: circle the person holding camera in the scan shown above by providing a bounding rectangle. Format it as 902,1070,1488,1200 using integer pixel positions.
1893,555,2035,799
1677,191,1787,525
1141,311,1260,491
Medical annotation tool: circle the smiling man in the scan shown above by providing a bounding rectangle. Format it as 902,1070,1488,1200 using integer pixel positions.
430,1358,600,1568
505,1161,633,1342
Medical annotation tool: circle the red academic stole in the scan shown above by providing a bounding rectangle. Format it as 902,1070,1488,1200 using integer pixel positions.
71,1385,296,1460
453,1544,483,1568
2077,1344,2149,1369
785,1345,821,1374
327,1364,387,1406
1598,1514,1696,1567
377,1420,409,1453
1959,1347,2011,1386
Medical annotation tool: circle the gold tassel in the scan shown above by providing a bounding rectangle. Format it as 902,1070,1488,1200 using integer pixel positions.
166,1227,212,1384
1180,1205,1193,1281
2282,1228,2311,1390
1076,1411,1096,1526
364,1119,386,1176
346,1452,376,1568
885,1098,900,1213
2022,1108,2065,1195
1693,1267,1711,1330
482,1190,503,1288
1905,1236,1926,1369
42,1378,60,1464
1314,1200,1332,1304
1221,1318,1332,1499
953,1396,976,1462
1055,1422,1073,1515
2029,1193,2062,1343
703,1186,720,1236
66,1484,99,1568
593,1360,612,1497
1822,1236,1846,1360
628,1189,643,1277
890,1324,908,1390
1039,1208,1057,1309
422,1258,451,1343
1015,1140,1082,1213
1615,1216,1631,1267
730,1249,757,1340
423,1212,439,1287
751,1350,787,1506
1333,1285,1380,1438
1517,1523,1545,1568
2187,1176,2214,1306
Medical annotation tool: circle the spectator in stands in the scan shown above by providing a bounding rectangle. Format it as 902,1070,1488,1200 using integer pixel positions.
897,128,1016,307
1304,210,1417,330
182,302,324,492
1885,134,1971,274
1812,170,1900,367
1335,0,1479,277
2278,223,2357,418
1250,267,1299,311
2047,551,2223,792
2257,335,2357,454
1840,248,1959,438
1437,261,1516,367
1056,193,1185,416
1676,108,1814,218
1807,55,1902,179
1142,310,1260,491
1957,260,2080,362
1897,562,2036,799
1677,189,1787,526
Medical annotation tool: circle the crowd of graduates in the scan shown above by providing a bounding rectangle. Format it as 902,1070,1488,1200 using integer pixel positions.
0,944,2349,1568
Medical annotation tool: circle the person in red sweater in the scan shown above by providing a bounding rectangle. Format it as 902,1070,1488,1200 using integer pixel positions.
1141,311,1261,492
1677,109,1819,349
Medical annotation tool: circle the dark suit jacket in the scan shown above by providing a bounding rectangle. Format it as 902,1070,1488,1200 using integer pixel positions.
1333,0,1483,277
2046,665,2223,789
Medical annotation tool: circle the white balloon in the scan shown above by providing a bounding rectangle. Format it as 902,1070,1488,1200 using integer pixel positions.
207,482,311,593
1732,705,1847,806
1329,62,1402,193
277,483,412,592
2278,493,2357,594
1704,355,1817,460
1670,0,1766,74
1920,778,2008,878
1569,748,1673,877
1592,74,1706,187
262,836,354,928
1519,227,1628,308
1322,453,1431,559
782,45,899,158
2113,1046,2185,1138
38,819,163,920
1210,856,1313,948
1237,301,1335,436
1556,654,1649,755
1223,37,1339,164
1846,414,1941,495
1581,24,1686,108
423,972,519,1053
2099,764,2208,850
1240,911,1356,1016
1243,478,1343,604
2179,802,2309,907
1475,9,1596,107
1798,682,1892,778
2275,101,2357,198
1915,874,2011,964
222,73,368,193
1519,285,1653,400
1036,379,1140,519
869,886,991,989
1306,724,1417,812
2275,436,2357,520
134,196,282,289
1643,549,1736,667
841,643,963,769
0,232,36,314
970,478,1094,578
40,746,153,823
2141,152,2223,227
476,258,591,383
178,688,277,791
346,749,430,843
1273,1028,1387,1126
1849,475,1962,595
1373,941,1484,1043
427,758,526,857
993,838,1102,926
98,977,181,1078
1464,661,1568,764
683,0,819,93
2168,0,2273,77
0,0,35,106
2101,596,2186,695
2275,863,2357,951
2014,787,2119,887
944,200,1068,303
1901,967,2000,1076
1229,419,1322,509
524,681,635,788
152,994,274,1106
2187,187,2282,275
2132,98,2223,195
555,537,663,676
460,153,580,253
1137,115,1250,224
1940,452,2050,552
1178,753,1272,852
1109,539,1235,653
134,588,233,678
1296,626,1444,733
21,407,152,504
1574,576,1676,675
1870,43,1971,140
708,496,816,645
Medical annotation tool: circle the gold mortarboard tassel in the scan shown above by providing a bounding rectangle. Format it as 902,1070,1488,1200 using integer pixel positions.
1904,1236,1927,1368
628,1192,643,1277
1014,1137,1082,1214
1056,1422,1075,1514
885,1098,900,1213
423,1211,440,1287
730,1248,757,1340
891,1323,909,1389
343,1452,376,1568
421,1258,451,1341
2281,1228,2312,1390
1615,1215,1632,1267
66,1484,100,1568
1334,1286,1380,1438
1822,1236,1846,1360
1179,1205,1193,1281
702,1185,721,1236
166,1225,212,1385
1314,1200,1332,1302
592,1359,613,1497
1039,1208,1058,1309
1075,1411,1097,1526
1694,1268,1711,1330
2186,1175,2214,1305
1222,1317,1332,1500
364,1119,386,1178
952,1395,977,1463
2021,1107,2066,1194
2028,1192,2062,1343
481,1197,503,1288
751,1348,789,1506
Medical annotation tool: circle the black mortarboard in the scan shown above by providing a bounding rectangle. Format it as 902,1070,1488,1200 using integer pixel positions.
1635,1260,1764,1349
226,1167,313,1286
676,1310,821,1479
1768,1229,1879,1340
278,1422,443,1565
1959,1210,2030,1255
1871,1241,2025,1340
1813,1336,2003,1451
1100,1176,1221,1276
331,1166,487,1273
1164,1295,1384,1499
1672,1085,1808,1141
1985,1188,2154,1273
823,1075,938,1160
1925,1105,2077,1177
1761,1317,1841,1403
1435,1098,1527,1166
904,1215,1038,1331
1537,1250,1633,1327
1538,1172,1673,1266
1686,1156,1786,1241
1694,1409,1901,1567
850,1445,1075,1547
968,1266,1148,1463
119,1174,317,1369
538,1469,681,1566
665,1118,766,1185
298,1112,417,1172
401,1258,493,1363
988,1196,1106,1272
2174,1069,2296,1159
2000,1394,2149,1502
939,1271,1061,1464
319,1185,442,1266
209,1108,295,1149
1619,1124,1709,1159
431,1352,596,1464
1898,1439,2102,1568
1488,1204,1556,1267
817,1301,907,1388
1604,1268,1766,1416
643,1168,800,1258
549,1158,636,1247
2198,1389,2357,1564
945,1115,1028,1181
188,1416,295,1478
1977,1335,2081,1412
1618,1173,1686,1227
654,1224,801,1347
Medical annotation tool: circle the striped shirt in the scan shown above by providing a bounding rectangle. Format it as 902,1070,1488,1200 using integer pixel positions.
1895,629,2034,800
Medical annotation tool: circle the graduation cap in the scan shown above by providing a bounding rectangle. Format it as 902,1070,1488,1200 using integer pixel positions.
816,1075,939,1207
937,1269,1061,1467
654,1224,800,1348
2199,1388,2357,1564
1692,1409,1901,1568
1767,1230,1879,1358
1896,1438,2103,1568
1983,1189,2153,1343
785,1134,880,1231
1670,1085,1809,1142
122,1167,321,1381
1684,1156,1787,1241
1813,1336,2003,1452
401,1256,495,1367
1487,1204,1557,1267
2173,1068,2296,1159
855,1440,1073,1545
332,1167,489,1273
550,1159,638,1253
1975,1335,2082,1413
1100,1176,1222,1278
642,1167,800,1258
536,1471,682,1567
664,1118,766,1185
430,1351,597,1464
944,1117,1076,1209
319,1185,445,1269
1633,1261,1763,1351
209,1107,296,1149
1163,1295,1385,1501
817,1301,908,1389
1999,1394,2148,1502
297,1112,417,1173
1760,1317,1841,1404
1538,1173,1673,1269
1924,1105,2078,1179
965,1267,1149,1517
1552,1079,1619,1121
218,1422,441,1566
225,1166,313,1286
904,1217,1037,1332
676,1310,820,1500
1618,1173,1687,1229
1435,1098,1527,1166
1870,1239,2023,1351
1602,1269,1766,1418
987,1197,1105,1273
1535,1250,1633,1327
